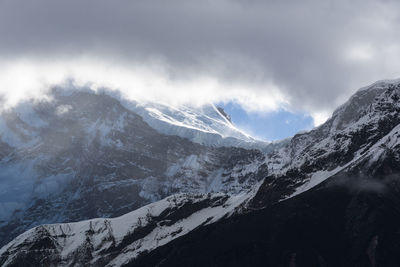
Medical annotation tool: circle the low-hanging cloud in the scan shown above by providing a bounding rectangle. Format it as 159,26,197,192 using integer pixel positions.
1,0,400,125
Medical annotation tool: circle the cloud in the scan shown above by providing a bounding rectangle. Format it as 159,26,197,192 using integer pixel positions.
1,0,400,125
0,58,287,112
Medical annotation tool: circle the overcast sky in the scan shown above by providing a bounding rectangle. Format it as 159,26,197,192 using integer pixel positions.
0,0,399,131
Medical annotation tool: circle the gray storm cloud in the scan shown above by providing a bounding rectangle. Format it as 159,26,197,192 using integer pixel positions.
0,0,400,124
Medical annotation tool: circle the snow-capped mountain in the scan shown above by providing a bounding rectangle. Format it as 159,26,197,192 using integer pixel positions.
250,80,400,206
2,79,400,266
125,80,400,266
122,99,270,149
0,87,266,246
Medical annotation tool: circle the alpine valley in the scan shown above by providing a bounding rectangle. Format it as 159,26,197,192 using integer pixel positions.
1,79,400,266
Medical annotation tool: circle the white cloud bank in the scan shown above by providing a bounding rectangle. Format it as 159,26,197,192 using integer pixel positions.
0,57,289,116
1,0,400,126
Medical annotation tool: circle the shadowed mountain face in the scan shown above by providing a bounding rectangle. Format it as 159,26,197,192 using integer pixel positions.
130,174,400,267
0,88,266,246
1,80,400,266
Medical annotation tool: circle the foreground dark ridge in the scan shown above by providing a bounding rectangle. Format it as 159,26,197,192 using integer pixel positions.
131,173,400,267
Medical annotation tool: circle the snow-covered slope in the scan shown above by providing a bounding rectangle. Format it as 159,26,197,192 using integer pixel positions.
252,79,400,206
2,79,400,266
123,100,270,149
0,190,258,267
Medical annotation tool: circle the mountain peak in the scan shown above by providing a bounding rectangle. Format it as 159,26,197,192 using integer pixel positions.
2,80,400,266
216,106,232,124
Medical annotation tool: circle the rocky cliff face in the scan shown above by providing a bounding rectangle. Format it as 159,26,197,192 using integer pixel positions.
1,80,400,266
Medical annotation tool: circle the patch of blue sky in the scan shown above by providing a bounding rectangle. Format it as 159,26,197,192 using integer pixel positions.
218,102,314,141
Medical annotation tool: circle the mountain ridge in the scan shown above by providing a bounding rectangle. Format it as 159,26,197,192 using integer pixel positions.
0,88,267,247
1,79,400,266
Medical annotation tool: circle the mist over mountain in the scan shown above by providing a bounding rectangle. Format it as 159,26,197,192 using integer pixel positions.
0,86,268,247
1,79,400,266
2,0,400,266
